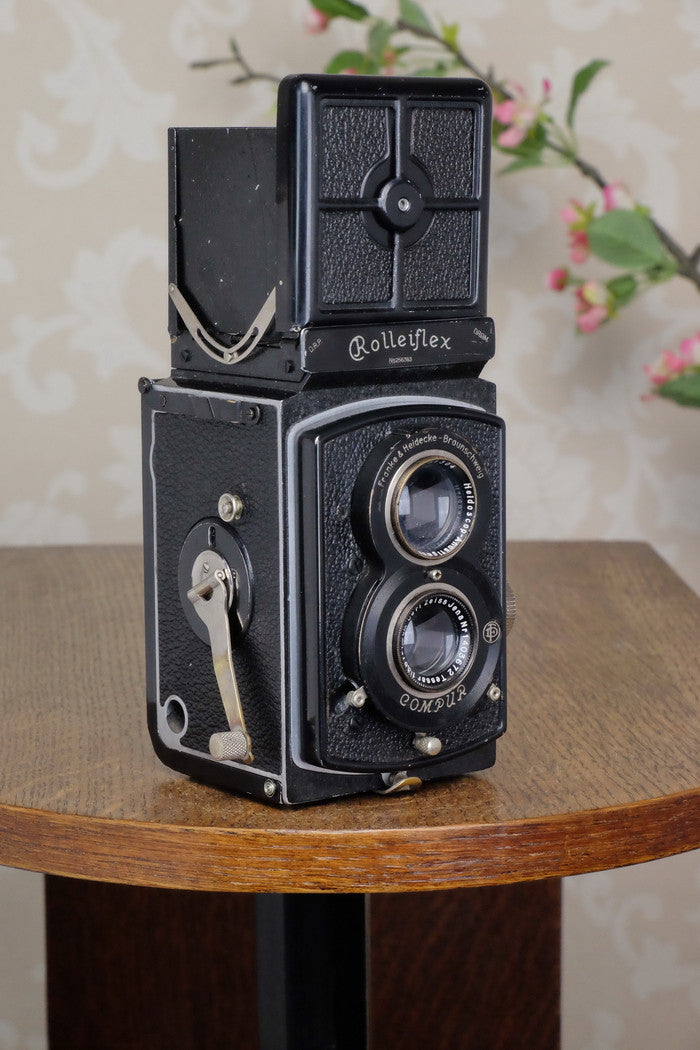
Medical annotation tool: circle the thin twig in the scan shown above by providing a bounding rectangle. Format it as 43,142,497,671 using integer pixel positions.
191,38,278,85
394,18,510,98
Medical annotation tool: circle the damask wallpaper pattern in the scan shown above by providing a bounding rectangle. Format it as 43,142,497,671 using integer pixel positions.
1,1,698,1047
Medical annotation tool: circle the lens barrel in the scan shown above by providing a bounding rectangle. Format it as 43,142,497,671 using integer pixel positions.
392,586,475,694
390,453,476,561
344,422,503,735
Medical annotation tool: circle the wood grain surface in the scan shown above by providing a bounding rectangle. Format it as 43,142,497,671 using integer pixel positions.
45,878,562,1050
0,542,697,892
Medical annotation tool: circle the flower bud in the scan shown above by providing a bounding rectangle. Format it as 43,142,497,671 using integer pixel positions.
304,6,330,33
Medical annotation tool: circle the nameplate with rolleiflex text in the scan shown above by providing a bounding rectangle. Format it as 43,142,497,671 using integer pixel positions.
300,318,495,374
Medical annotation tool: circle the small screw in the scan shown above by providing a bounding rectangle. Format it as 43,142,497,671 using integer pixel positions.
487,684,502,702
428,568,443,581
398,197,411,212
218,493,243,523
137,376,152,395
346,687,367,709
263,780,276,798
160,394,167,407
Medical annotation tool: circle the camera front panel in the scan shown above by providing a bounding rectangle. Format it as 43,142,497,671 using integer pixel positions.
289,394,505,777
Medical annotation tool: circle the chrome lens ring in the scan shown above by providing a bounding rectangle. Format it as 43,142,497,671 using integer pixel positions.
388,584,476,697
387,451,476,563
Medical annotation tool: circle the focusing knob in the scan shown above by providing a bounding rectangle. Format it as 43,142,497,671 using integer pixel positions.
506,581,517,635
412,733,443,756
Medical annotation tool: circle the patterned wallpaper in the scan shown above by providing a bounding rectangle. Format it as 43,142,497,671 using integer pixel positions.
1,0,698,1047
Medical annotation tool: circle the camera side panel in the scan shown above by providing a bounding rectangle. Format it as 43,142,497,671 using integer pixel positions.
142,382,285,801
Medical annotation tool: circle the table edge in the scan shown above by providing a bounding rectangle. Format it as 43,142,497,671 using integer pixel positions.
0,788,697,893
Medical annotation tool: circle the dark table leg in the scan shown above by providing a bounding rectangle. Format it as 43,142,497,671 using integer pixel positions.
370,880,561,1050
45,876,560,1050
255,894,367,1050
45,876,260,1049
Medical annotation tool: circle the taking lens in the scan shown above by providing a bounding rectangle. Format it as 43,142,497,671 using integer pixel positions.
391,455,476,561
394,590,475,692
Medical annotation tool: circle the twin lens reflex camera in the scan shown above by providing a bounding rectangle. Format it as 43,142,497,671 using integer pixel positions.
140,74,508,805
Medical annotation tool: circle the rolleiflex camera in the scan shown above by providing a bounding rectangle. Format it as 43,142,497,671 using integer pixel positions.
141,74,507,805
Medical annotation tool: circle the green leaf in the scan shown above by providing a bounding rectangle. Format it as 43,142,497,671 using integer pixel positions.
657,370,700,408
498,151,546,174
587,210,674,271
566,59,609,128
324,49,368,74
368,19,394,62
606,274,637,306
412,62,450,77
494,123,548,172
312,0,368,21
399,0,433,34
647,255,678,283
441,21,459,50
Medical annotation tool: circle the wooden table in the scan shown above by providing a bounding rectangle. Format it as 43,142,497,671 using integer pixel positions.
0,542,697,1049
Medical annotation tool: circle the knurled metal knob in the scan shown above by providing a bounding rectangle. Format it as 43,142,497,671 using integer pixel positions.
506,581,517,635
412,734,443,756
209,729,253,763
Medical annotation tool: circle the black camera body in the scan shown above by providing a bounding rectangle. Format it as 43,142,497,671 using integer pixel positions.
141,75,507,805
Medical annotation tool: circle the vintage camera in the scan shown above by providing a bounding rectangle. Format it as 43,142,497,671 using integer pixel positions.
141,74,507,805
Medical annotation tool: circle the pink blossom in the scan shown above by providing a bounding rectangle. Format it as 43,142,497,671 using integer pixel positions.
579,280,608,307
574,282,612,333
602,181,634,212
568,229,590,265
560,198,592,227
576,305,609,333
559,199,595,264
644,332,700,386
493,99,517,125
666,349,687,372
381,48,398,75
498,124,528,148
560,203,579,225
493,79,548,149
304,6,330,33
547,267,569,291
679,333,700,361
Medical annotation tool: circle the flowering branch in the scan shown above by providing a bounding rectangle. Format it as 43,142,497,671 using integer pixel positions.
391,16,507,95
194,0,700,407
190,37,278,85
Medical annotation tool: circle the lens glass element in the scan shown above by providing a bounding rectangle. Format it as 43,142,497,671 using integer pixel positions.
395,591,474,692
393,456,475,561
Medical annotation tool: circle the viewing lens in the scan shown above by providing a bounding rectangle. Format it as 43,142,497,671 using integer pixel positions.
395,591,474,692
393,456,475,560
